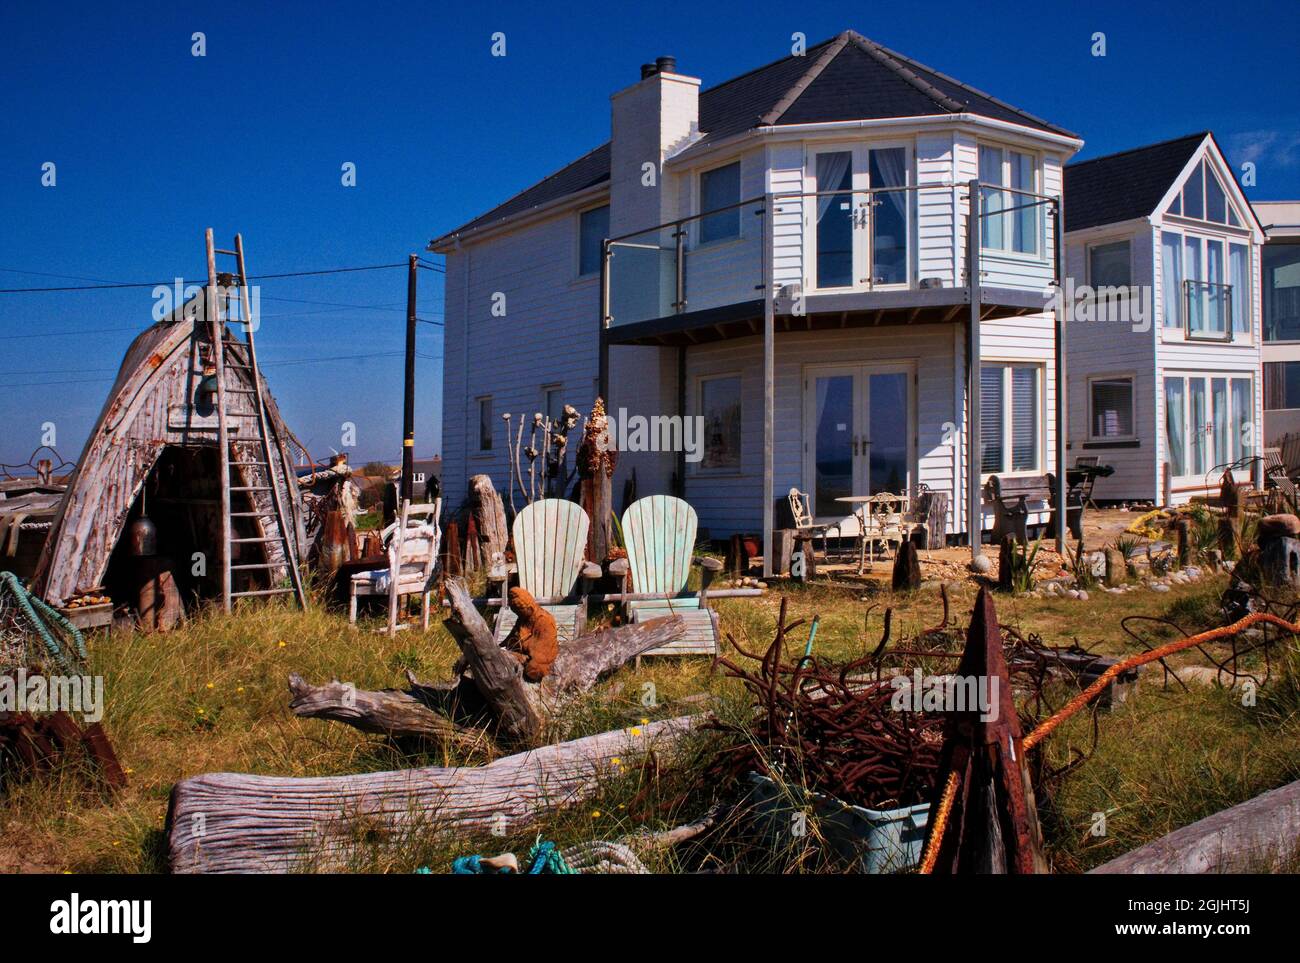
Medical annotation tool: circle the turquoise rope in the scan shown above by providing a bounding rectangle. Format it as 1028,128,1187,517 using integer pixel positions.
437,837,577,875
0,571,87,672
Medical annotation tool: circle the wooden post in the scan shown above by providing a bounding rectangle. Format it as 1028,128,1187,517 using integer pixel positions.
892,540,921,591
997,533,1015,591
578,398,615,563
1174,518,1192,568
467,474,507,566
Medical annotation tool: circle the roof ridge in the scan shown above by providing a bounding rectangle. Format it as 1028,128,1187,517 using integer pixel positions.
758,32,852,125
1067,131,1209,168
843,31,967,114
873,38,1074,137
699,34,841,97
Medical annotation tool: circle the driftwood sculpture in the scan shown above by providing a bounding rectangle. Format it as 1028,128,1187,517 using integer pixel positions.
579,398,617,564
501,587,559,682
166,714,699,873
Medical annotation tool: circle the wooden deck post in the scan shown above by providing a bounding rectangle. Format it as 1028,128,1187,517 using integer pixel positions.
967,179,983,562
1053,192,1068,557
762,192,775,578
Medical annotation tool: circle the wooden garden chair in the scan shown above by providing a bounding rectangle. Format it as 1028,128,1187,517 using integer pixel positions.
493,498,598,644
349,499,441,634
621,494,724,661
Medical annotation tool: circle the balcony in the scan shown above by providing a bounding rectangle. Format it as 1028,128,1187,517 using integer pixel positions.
601,181,1060,347
1182,279,1235,342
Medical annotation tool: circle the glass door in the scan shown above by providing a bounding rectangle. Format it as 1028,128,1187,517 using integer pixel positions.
804,363,914,519
810,145,911,292
1165,372,1256,487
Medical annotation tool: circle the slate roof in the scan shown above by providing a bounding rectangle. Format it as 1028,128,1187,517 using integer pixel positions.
431,30,1073,247
1063,132,1208,232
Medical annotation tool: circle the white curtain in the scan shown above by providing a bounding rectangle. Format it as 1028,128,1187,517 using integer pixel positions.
1212,378,1229,468
1164,378,1185,477
1233,379,1252,460
1230,244,1249,334
1161,232,1182,328
816,152,852,223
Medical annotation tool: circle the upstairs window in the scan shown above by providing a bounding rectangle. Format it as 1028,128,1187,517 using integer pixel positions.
980,146,1039,255
578,205,610,277
1089,240,1131,287
1263,242,1300,342
699,162,741,244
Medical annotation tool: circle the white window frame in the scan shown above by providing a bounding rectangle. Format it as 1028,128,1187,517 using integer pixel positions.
1087,374,1137,442
979,361,1045,478
978,143,1042,258
576,203,610,280
541,383,564,424
1163,371,1256,482
1086,238,1133,289
695,371,744,475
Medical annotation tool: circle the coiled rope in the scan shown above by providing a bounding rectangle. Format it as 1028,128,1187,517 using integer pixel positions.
0,571,87,673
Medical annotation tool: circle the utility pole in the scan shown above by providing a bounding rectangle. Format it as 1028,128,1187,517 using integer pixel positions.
402,253,417,504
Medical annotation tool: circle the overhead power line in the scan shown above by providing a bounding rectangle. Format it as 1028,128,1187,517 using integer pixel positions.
0,261,420,294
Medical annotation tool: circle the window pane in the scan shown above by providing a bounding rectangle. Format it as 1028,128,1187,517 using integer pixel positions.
700,375,742,470
699,162,741,244
478,398,493,451
980,365,1004,473
1010,151,1037,254
579,205,609,277
1183,162,1204,220
544,386,564,423
1232,378,1252,461
1164,378,1186,477
1161,231,1182,327
1212,377,1229,467
815,152,855,288
1205,168,1227,223
979,146,1005,250
1263,242,1300,341
1090,240,1131,287
1206,241,1226,336
1189,378,1207,475
1169,193,1182,217
1230,243,1249,334
1091,379,1133,438
1011,366,1038,471
1185,237,1203,334
869,148,909,285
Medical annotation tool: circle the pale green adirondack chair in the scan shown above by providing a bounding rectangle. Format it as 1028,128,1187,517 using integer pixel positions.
621,495,722,659
493,498,597,644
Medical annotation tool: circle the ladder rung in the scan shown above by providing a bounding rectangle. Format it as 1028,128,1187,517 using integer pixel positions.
227,388,259,394
231,485,272,492
230,536,284,544
230,562,283,571
215,248,238,256
231,461,269,467
230,510,275,518
231,588,295,598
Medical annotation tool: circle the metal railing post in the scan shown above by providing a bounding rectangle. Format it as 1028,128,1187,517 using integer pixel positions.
762,196,775,578
1054,194,1068,557
967,179,982,561
598,239,610,401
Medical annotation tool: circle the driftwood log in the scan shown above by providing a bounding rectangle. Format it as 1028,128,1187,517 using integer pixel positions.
1090,777,1300,874
467,474,508,568
166,714,699,873
290,579,688,748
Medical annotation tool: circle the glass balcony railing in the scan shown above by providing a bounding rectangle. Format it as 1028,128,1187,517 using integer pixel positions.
1184,279,1234,341
601,182,1059,329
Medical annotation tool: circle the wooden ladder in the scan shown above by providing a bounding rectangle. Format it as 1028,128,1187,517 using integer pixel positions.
204,229,308,612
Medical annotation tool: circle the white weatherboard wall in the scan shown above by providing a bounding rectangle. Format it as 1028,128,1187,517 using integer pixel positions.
1063,224,1159,502
441,207,604,511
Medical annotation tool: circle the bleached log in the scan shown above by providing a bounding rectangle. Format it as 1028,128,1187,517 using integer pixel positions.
287,673,482,746
166,715,698,873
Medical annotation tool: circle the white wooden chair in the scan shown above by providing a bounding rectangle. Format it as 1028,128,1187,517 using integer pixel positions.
788,488,841,561
349,499,441,634
493,499,597,644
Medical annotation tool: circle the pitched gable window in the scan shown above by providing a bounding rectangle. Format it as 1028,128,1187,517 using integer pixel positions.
1175,159,1240,226
699,162,741,244
578,205,610,278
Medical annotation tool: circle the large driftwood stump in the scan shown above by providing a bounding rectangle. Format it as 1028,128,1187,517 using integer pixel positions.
578,398,616,564
166,715,699,873
468,474,508,566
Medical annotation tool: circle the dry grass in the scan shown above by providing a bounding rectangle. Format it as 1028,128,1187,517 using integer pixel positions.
3,570,1299,873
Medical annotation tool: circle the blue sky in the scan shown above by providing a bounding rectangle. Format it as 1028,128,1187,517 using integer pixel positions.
2,0,1298,467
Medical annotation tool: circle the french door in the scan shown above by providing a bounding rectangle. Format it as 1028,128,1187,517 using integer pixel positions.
809,144,912,292
1163,372,1254,486
804,363,914,520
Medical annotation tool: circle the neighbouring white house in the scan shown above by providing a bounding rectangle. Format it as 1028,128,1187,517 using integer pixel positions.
431,30,1084,568
1256,201,1300,443
1062,132,1265,506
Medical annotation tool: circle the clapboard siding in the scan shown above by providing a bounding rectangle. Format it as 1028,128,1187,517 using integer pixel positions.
1063,226,1158,501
